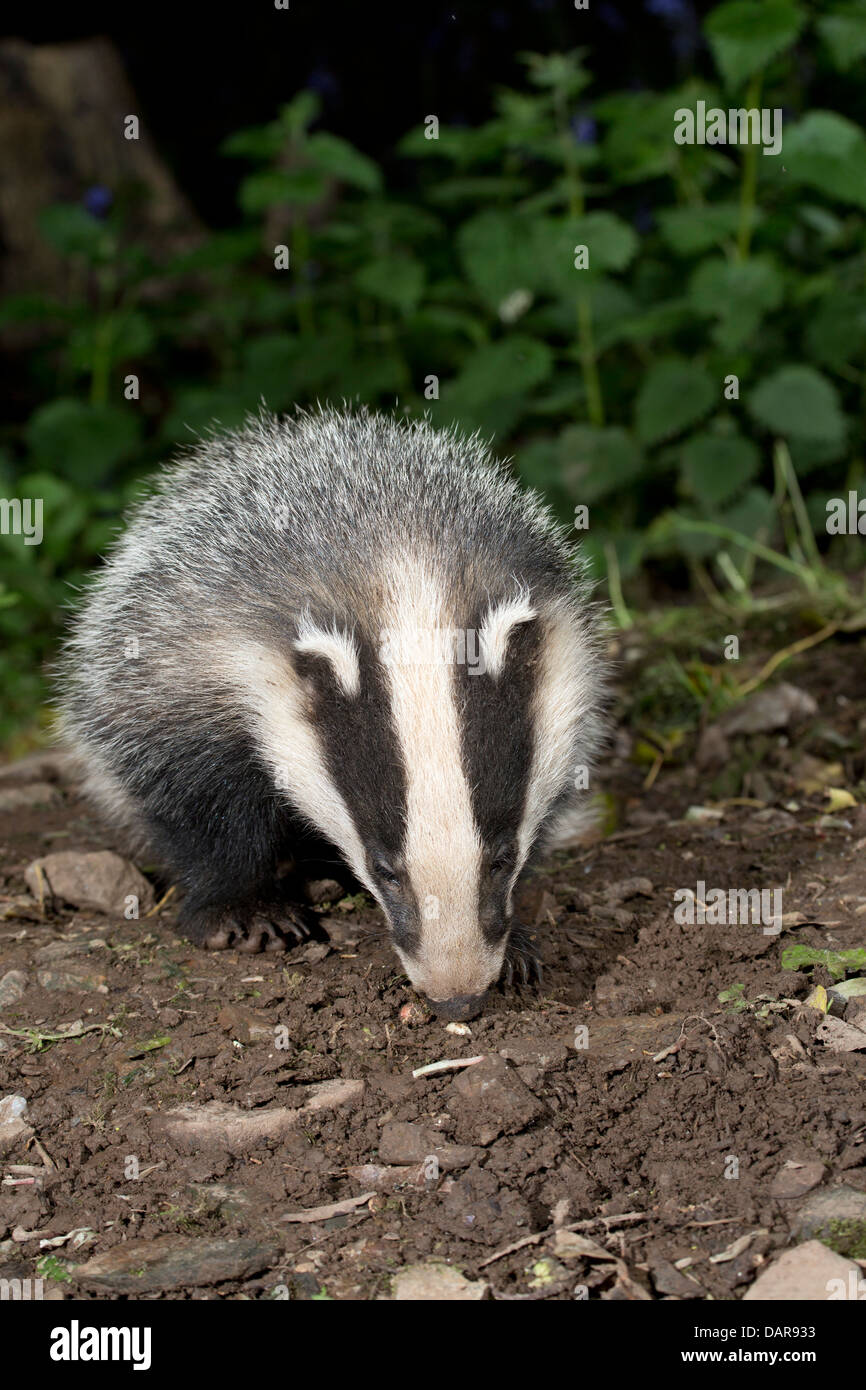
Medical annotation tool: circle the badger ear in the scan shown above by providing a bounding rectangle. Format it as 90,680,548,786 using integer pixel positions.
479,589,537,678
293,614,361,697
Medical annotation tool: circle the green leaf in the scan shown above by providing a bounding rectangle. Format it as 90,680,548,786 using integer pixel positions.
451,336,552,402
25,400,141,486
600,91,681,184
563,212,639,273
781,944,866,981
657,203,745,255
680,432,762,506
817,3,866,70
168,229,260,272
705,0,806,89
305,133,382,192
688,255,783,348
220,122,286,161
457,210,537,312
561,426,644,503
783,111,866,210
439,336,553,438
635,359,716,446
39,204,113,260
804,291,866,372
355,255,425,315
65,312,155,374
238,168,329,214
748,365,846,443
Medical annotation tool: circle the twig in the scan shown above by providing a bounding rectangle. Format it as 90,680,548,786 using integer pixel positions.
479,1211,649,1269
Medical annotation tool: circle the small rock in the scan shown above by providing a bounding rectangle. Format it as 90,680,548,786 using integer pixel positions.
604,877,654,903
742,1240,861,1300
769,1161,826,1201
378,1121,481,1171
793,1185,866,1244
37,968,108,993
0,783,62,812
72,1235,279,1293
34,940,108,993
815,1015,866,1053
305,878,343,905
650,1258,705,1299
448,1054,544,1145
0,970,28,1008
346,1163,417,1192
0,1094,33,1156
719,682,817,736
187,1183,255,1218
695,725,730,769
392,1261,489,1301
25,851,154,917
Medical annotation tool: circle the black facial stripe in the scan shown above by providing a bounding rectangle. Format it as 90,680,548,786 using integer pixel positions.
290,628,407,859
457,608,540,847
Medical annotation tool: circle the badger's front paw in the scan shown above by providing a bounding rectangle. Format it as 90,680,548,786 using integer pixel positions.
237,911,310,953
501,922,543,988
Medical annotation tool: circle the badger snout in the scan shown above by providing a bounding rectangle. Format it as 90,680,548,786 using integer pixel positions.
423,991,487,1022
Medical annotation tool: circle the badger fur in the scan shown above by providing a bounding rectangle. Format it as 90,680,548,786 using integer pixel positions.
59,407,606,1020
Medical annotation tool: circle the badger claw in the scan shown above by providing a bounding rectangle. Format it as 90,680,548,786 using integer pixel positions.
238,912,311,954
204,924,235,951
502,923,543,990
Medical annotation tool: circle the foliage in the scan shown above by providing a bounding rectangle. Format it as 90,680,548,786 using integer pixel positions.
2,0,865,741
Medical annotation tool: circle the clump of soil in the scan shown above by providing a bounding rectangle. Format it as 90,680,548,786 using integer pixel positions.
1,634,865,1300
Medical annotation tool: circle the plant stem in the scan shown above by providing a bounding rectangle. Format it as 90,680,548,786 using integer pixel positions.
672,517,819,586
604,541,634,628
774,439,825,571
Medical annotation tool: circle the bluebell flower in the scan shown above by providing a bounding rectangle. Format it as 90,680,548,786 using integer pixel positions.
82,185,113,220
634,204,655,234
571,114,597,145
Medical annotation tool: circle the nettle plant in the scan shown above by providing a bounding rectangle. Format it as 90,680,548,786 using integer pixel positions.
1,0,866,740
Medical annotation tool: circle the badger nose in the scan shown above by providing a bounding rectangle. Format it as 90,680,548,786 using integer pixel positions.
424,992,487,1022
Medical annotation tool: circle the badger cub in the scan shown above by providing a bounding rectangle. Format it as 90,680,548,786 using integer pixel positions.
60,407,605,1020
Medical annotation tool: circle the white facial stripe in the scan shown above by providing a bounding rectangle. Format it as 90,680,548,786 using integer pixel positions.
518,600,595,863
381,557,500,998
479,590,537,678
293,616,360,696
211,639,375,893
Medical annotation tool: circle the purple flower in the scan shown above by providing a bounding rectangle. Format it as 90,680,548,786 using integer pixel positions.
571,114,597,145
82,185,113,220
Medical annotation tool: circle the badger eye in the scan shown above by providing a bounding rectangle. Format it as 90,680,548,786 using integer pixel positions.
374,860,400,888
489,847,515,877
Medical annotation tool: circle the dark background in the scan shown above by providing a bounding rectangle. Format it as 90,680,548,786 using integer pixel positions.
7,0,715,223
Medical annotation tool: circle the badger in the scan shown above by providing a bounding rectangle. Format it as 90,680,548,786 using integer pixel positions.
58,407,606,1020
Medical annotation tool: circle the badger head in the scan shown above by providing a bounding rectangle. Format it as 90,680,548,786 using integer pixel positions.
227,563,600,1021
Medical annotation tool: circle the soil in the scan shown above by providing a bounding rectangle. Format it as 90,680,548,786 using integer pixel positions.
1,630,865,1301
